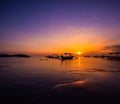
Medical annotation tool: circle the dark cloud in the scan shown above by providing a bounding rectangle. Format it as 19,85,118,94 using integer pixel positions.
103,45,120,51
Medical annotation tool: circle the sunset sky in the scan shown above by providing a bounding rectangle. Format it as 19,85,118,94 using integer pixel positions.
0,0,120,55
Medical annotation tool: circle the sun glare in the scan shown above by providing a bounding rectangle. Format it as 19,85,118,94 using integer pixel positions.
77,51,82,55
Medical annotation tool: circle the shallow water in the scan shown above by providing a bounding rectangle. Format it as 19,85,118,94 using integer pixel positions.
0,56,120,103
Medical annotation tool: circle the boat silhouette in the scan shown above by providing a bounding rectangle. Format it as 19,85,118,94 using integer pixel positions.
60,53,74,60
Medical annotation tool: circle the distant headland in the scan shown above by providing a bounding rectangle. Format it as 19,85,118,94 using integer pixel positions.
0,54,31,58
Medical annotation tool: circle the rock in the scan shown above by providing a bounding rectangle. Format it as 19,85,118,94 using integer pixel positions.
0,54,31,58
11,54,31,57
0,54,11,57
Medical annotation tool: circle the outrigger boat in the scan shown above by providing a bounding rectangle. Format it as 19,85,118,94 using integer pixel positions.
60,53,74,60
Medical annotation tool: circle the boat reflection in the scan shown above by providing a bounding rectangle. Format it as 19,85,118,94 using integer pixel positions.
60,59,73,68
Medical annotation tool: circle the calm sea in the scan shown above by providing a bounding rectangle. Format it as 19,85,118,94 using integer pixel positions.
0,56,120,103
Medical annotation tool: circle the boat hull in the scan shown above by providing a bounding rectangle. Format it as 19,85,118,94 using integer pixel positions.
60,55,74,60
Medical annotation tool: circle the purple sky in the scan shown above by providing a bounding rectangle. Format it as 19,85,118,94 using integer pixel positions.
0,0,120,54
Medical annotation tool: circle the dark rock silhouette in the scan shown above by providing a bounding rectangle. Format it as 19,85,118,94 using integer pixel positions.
11,54,31,58
0,54,31,58
0,54,11,57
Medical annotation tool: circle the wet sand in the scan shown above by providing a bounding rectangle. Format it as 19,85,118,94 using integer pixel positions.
1,79,120,104
51,79,120,104
0,57,120,104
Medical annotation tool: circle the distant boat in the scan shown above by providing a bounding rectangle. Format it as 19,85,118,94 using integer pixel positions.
60,53,74,60
84,56,91,58
106,52,120,60
45,54,59,58
106,56,120,60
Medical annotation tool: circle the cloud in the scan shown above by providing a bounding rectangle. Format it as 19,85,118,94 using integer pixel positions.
103,45,120,51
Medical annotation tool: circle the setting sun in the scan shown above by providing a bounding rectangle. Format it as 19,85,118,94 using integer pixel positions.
77,51,82,55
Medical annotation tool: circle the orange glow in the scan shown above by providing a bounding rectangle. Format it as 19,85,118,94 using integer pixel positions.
1,26,115,55
77,51,82,55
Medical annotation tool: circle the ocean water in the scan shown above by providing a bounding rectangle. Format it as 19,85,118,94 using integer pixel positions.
0,56,120,103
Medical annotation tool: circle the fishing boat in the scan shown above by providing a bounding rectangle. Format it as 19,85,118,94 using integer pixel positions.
106,56,120,60
60,53,74,60
106,52,120,60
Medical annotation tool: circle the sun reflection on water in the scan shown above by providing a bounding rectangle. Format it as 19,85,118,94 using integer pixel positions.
77,57,81,66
